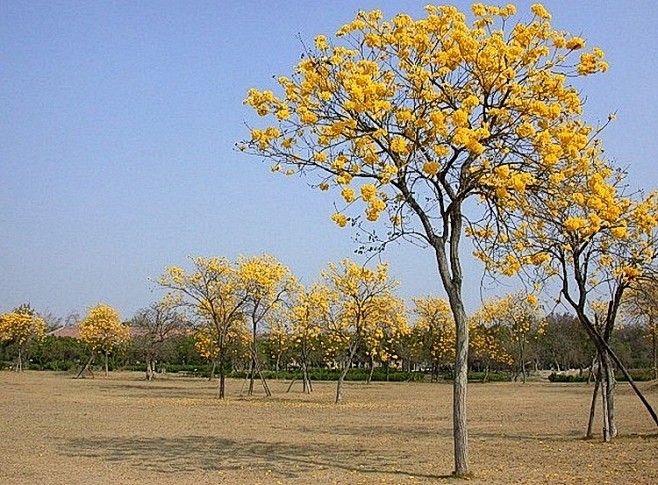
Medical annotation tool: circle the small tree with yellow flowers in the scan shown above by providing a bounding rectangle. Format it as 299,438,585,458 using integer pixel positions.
159,256,248,399
237,254,296,397
286,283,329,393
472,293,544,382
194,321,251,382
318,258,400,403
469,310,513,381
623,278,658,380
0,304,46,372
410,297,455,381
361,294,409,384
242,3,609,475
78,304,130,378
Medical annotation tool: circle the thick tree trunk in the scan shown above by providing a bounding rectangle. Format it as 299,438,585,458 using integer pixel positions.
104,352,109,377
601,371,611,442
519,343,527,384
248,322,257,396
217,348,226,399
247,360,255,396
16,348,23,372
453,314,470,477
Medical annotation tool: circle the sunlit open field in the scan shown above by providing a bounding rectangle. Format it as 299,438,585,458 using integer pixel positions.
0,371,656,484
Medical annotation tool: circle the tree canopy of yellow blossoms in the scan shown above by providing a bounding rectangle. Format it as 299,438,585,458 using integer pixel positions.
0,305,46,370
320,259,403,355
242,4,615,473
410,296,456,368
0,307,46,348
243,3,608,233
79,304,130,354
158,254,295,397
470,292,544,376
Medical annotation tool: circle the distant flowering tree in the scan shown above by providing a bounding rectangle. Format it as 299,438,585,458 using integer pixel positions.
285,283,330,393
243,3,609,475
159,256,247,399
78,304,130,377
470,293,544,382
237,254,296,397
0,304,46,372
318,258,401,403
410,297,455,381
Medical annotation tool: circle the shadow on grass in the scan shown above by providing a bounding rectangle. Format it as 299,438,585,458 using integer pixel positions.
61,435,452,480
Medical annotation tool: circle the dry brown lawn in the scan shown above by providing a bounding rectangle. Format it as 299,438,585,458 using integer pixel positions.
0,371,656,484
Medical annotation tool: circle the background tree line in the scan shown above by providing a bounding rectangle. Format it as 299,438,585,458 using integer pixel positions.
3,268,656,382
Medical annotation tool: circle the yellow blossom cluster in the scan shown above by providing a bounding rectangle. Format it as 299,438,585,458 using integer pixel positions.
0,309,46,347
79,304,130,353
409,297,456,366
242,3,609,233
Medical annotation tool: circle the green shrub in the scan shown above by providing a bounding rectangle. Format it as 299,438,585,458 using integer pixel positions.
616,368,654,382
548,373,589,383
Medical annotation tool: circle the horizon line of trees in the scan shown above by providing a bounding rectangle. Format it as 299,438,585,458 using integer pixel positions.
2,259,656,384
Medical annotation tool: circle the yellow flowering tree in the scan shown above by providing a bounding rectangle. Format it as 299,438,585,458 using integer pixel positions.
194,321,252,382
469,310,513,380
472,293,544,382
410,297,456,381
622,278,658,379
158,256,248,399
286,283,330,393
361,294,409,384
242,3,608,475
475,147,658,438
0,304,46,372
262,307,291,380
78,304,130,377
236,254,295,397
319,258,400,403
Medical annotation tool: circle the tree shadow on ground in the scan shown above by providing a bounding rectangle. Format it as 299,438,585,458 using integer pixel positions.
61,435,452,480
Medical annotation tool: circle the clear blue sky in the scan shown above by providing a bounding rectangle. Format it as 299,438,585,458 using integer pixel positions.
1,1,657,320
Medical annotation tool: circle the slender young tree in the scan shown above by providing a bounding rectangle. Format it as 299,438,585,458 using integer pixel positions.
286,283,329,393
131,299,188,381
158,257,248,399
237,254,295,397
319,259,400,403
242,3,608,475
476,149,658,439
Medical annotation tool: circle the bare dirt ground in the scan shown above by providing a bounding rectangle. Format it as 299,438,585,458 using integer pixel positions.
0,371,656,484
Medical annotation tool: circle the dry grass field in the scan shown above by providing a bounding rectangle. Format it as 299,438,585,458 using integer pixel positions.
0,371,656,484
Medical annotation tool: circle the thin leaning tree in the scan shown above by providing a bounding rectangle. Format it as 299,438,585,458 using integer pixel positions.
242,4,609,476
